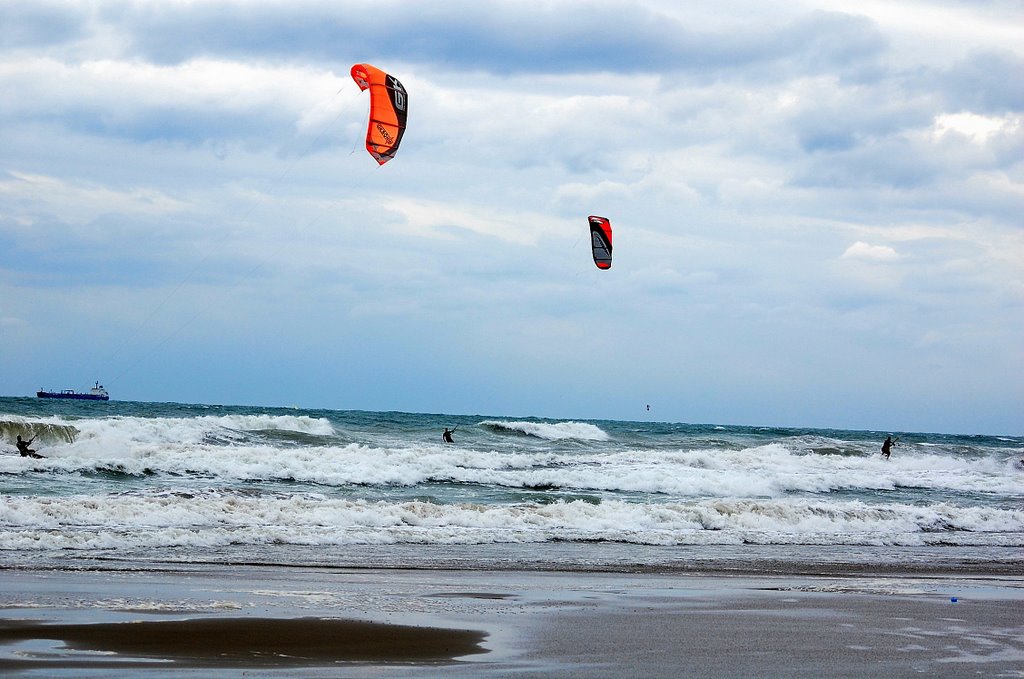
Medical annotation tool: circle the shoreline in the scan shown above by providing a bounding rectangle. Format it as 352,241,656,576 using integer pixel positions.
1,562,1021,677
3,540,1021,578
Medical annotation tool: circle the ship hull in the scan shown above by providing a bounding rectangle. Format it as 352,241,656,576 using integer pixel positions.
37,391,109,401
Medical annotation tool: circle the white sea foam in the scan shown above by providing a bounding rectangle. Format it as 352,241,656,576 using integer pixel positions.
1,493,1021,550
2,433,1021,497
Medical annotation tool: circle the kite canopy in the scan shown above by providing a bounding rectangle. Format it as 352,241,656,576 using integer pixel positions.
350,63,408,165
589,216,613,270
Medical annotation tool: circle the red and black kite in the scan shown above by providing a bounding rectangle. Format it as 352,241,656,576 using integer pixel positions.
350,63,408,165
588,215,613,270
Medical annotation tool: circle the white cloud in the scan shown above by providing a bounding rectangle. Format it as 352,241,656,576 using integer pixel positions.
553,180,634,205
0,171,188,224
841,241,900,262
382,196,569,246
933,112,1022,144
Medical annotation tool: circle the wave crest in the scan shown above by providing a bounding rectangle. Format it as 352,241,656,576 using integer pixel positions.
480,420,609,441
1,418,79,445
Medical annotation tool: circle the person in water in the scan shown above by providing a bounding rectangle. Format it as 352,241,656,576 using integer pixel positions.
16,435,42,458
442,427,455,444
881,435,894,460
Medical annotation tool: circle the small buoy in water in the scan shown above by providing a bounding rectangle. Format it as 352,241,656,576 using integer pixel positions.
950,597,958,603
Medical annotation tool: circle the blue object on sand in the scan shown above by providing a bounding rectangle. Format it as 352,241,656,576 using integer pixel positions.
950,597,958,602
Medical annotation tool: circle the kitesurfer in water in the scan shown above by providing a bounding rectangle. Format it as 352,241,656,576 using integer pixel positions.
16,435,42,458
881,435,895,460
442,428,456,444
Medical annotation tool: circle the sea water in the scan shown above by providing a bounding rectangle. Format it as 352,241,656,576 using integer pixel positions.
1,397,1021,574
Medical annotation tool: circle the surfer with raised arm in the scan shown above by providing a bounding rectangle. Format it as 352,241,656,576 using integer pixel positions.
442,427,456,444
16,435,42,459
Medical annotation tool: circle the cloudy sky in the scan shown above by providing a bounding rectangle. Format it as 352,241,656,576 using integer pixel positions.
1,1,1022,434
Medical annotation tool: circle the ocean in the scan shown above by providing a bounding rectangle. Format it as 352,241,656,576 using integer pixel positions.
2,396,1022,575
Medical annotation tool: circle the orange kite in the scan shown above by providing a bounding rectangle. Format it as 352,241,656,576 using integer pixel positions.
350,63,408,165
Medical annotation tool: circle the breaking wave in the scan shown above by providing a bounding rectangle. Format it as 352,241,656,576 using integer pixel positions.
480,420,610,441
1,493,1020,550
2,399,1020,571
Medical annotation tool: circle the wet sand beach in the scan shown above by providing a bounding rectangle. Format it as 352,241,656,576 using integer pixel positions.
1,564,1021,677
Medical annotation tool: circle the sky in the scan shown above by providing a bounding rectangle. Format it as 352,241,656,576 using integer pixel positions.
1,0,1022,434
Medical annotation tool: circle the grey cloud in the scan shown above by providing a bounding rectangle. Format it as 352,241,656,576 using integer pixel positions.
109,1,700,70
0,1,87,50
17,1,890,82
791,125,1021,201
771,11,888,81
938,50,1024,113
58,106,297,147
793,135,938,189
786,79,934,154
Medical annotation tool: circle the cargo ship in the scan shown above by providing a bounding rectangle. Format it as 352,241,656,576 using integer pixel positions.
37,381,110,401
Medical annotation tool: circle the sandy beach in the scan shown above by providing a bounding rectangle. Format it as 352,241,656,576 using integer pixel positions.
1,563,1021,677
